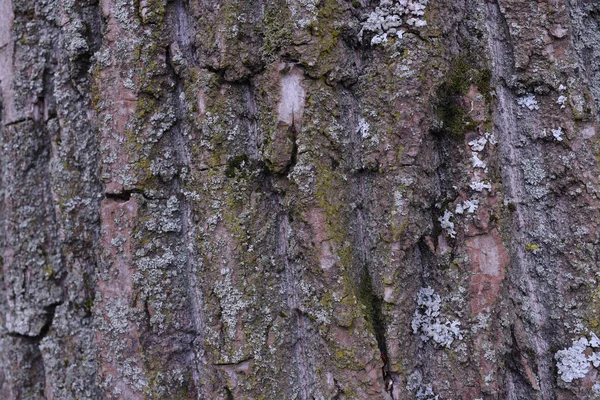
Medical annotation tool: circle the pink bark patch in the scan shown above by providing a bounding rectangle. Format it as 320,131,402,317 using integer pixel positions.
96,197,146,399
466,229,508,314
307,208,338,271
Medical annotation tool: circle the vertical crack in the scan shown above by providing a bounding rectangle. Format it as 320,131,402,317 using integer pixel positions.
165,14,207,395
354,173,392,393
278,212,312,400
346,84,393,393
485,1,552,396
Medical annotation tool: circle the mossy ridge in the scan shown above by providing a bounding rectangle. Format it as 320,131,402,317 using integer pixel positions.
221,172,258,254
433,55,491,137
311,0,342,57
125,29,175,188
136,0,167,26
90,64,103,111
313,169,351,292
206,157,270,369
313,163,383,389
261,0,293,63
220,0,244,40
225,154,250,178
140,352,195,400
585,285,600,331
314,164,348,253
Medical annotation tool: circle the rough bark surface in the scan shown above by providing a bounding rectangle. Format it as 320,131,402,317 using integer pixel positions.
1,0,600,399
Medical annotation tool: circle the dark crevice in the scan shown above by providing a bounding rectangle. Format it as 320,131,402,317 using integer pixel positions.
38,303,58,339
280,120,299,176
7,302,59,343
143,299,151,329
104,189,151,202
357,269,391,392
3,117,32,127
203,64,254,85
504,325,538,398
289,122,299,172
104,191,133,202
224,386,235,400
213,357,252,367
353,178,392,393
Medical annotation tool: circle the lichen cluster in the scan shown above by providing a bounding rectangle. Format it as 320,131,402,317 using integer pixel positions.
359,0,429,45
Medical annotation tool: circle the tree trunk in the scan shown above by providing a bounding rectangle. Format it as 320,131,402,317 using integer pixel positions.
1,0,600,398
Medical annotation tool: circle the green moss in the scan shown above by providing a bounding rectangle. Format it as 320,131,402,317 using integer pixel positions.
225,154,249,178
139,0,167,25
315,167,345,243
525,243,541,253
584,286,600,331
433,56,490,137
356,269,387,360
320,292,334,309
43,266,54,278
261,1,292,63
332,343,368,371
444,57,472,93
588,316,600,330
357,272,380,333
90,65,103,110
135,96,157,119
443,258,461,270
313,0,342,57
475,68,492,102
390,218,408,242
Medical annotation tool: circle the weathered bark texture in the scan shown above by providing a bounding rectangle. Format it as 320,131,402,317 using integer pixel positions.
1,0,600,398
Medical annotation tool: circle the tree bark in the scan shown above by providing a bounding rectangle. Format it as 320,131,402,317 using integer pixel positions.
1,0,600,398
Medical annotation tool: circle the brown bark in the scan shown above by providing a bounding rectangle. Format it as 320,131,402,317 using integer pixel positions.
1,0,600,398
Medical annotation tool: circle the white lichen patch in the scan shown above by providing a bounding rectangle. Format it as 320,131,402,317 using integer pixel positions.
551,127,564,141
412,287,462,348
357,118,370,139
213,268,249,340
470,180,492,192
392,190,405,216
469,137,487,152
465,131,494,201
517,94,539,111
359,0,428,46
102,300,132,335
555,335,600,383
471,152,486,169
557,95,567,109
455,199,478,215
521,158,547,199
438,210,456,238
406,371,439,399
468,132,496,151
485,131,498,145
286,0,319,28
